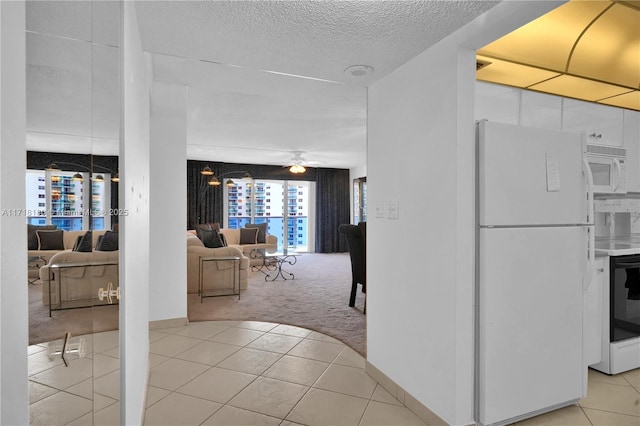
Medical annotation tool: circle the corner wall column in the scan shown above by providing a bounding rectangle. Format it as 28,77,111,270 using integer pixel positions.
0,1,29,424
149,81,187,322
120,1,151,423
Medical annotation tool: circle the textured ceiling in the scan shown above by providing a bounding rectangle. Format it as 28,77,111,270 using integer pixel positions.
25,0,499,169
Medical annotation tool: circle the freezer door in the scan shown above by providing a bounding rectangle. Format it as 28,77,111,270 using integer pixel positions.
478,121,586,227
478,227,585,425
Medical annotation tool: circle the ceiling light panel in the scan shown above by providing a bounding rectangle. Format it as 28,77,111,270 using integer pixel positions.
568,3,640,89
599,90,640,110
478,1,610,72
476,56,561,88
529,75,631,101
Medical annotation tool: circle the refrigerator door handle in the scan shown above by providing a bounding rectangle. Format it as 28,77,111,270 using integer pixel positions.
583,158,595,292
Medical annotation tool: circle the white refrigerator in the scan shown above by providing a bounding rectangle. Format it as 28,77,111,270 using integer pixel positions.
477,121,592,425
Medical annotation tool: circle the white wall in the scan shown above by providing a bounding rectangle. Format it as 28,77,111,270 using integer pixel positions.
120,2,150,424
366,2,564,424
149,81,187,322
367,39,477,425
0,2,28,423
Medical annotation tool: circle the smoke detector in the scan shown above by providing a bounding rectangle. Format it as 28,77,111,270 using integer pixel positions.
344,65,374,77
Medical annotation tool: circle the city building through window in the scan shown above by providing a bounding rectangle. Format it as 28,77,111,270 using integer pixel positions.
224,179,311,251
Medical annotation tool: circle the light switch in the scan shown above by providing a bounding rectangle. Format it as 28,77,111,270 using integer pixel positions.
375,203,385,218
387,201,399,219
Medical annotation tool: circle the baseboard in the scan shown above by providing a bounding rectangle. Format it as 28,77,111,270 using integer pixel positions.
365,360,449,426
148,317,188,330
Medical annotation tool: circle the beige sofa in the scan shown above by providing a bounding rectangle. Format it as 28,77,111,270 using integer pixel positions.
187,235,250,294
39,250,119,306
28,230,108,282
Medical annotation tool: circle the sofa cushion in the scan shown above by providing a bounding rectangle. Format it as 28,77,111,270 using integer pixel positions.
199,228,226,248
73,230,93,252
219,228,240,245
245,223,267,243
239,227,259,245
28,224,57,250
96,230,118,251
36,230,65,250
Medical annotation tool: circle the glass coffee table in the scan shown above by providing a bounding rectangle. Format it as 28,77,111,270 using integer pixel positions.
250,249,301,281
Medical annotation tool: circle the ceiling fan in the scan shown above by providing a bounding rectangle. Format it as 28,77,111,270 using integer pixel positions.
286,151,315,174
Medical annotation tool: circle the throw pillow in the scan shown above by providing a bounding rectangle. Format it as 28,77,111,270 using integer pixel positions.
96,230,118,251
199,229,225,248
36,230,65,250
73,230,93,252
245,223,267,243
239,227,259,245
27,224,57,250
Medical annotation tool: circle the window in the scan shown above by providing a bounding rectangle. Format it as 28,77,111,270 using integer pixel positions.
225,179,311,252
353,177,367,225
26,169,112,231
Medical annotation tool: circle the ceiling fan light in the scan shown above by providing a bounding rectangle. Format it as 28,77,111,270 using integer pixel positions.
72,172,84,181
93,174,105,182
111,174,120,183
201,165,214,176
290,164,306,174
208,177,221,186
226,179,235,187
46,163,60,171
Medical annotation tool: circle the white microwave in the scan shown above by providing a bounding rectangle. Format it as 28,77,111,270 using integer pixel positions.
584,144,627,194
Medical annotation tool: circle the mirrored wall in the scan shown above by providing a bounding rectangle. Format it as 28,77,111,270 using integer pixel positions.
26,1,120,424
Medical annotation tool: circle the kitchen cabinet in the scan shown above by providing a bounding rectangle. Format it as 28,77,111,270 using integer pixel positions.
520,90,562,130
475,82,520,125
561,99,624,147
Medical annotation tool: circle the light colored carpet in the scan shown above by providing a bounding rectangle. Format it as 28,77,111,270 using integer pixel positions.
188,252,367,355
29,252,367,355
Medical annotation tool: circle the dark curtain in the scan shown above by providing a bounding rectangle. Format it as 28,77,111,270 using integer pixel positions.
315,168,350,253
187,161,223,229
188,161,351,253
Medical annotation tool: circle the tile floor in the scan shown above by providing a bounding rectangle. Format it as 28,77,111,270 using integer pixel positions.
28,320,640,425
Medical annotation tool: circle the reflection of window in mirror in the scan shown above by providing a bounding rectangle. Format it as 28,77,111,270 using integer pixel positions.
353,177,367,225
25,168,113,231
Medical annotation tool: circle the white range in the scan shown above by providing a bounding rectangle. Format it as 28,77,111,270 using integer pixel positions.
590,235,640,375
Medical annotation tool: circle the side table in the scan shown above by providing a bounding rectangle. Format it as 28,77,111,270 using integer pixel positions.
199,255,241,302
48,261,119,317
28,256,47,284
